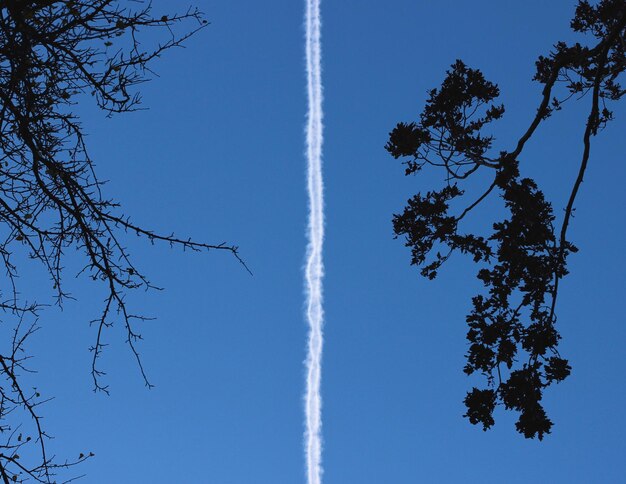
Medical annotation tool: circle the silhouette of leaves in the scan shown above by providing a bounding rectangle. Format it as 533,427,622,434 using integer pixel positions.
387,0,625,439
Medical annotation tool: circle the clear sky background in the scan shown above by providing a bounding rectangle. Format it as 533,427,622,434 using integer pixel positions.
19,1,625,482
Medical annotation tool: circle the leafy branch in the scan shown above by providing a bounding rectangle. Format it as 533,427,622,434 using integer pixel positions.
386,0,625,439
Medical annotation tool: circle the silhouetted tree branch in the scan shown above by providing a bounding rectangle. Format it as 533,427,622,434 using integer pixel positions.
386,0,625,439
0,1,247,481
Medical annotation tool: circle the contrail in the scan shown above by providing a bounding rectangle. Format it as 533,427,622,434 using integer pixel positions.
304,0,324,483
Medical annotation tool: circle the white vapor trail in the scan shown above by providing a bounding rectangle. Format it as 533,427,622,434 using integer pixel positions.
304,0,324,483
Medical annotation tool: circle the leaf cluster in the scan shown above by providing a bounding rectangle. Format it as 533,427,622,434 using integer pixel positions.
387,0,625,439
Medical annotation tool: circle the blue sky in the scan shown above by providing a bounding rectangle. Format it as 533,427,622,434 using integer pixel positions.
20,1,626,482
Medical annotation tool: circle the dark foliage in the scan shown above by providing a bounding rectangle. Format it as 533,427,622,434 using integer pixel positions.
0,1,247,482
386,0,625,439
